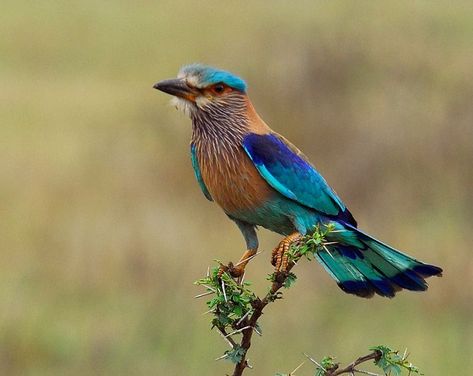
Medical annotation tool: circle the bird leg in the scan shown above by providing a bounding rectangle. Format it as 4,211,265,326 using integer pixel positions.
218,249,258,279
271,232,302,272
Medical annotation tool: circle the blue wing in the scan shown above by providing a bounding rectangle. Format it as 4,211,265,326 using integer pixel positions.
190,143,213,201
243,133,355,223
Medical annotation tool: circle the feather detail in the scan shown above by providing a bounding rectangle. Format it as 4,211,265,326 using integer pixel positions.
189,92,275,213
196,143,274,213
190,143,212,201
243,132,356,226
316,222,443,298
245,99,271,135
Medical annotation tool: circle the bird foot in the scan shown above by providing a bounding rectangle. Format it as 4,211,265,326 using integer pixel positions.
217,262,245,279
271,232,302,272
218,249,257,281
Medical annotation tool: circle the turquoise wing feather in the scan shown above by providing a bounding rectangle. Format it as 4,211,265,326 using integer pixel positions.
242,132,348,218
190,143,213,201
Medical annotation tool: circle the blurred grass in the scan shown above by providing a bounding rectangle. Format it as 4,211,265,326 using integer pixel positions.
0,1,472,374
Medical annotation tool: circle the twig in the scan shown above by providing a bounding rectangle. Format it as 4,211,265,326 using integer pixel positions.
328,351,382,376
215,353,229,361
201,284,216,292
234,249,265,267
235,309,253,326
221,279,228,302
195,291,214,299
290,361,306,375
216,327,237,349
304,352,325,369
352,369,381,376
224,326,253,338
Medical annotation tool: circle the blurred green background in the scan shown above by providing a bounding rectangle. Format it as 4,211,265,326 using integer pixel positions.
1,1,472,374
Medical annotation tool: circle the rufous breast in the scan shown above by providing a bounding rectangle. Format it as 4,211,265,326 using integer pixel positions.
197,145,274,214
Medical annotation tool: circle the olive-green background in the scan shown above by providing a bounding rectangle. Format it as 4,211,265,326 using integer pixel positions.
1,1,472,375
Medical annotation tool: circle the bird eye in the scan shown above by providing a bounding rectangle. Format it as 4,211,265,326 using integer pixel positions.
213,84,225,94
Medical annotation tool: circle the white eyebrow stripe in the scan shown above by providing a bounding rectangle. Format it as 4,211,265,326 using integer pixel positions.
186,74,200,87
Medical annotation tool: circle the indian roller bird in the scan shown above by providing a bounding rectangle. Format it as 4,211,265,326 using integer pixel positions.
153,64,442,298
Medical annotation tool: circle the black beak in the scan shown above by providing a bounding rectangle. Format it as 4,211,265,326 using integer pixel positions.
153,78,197,101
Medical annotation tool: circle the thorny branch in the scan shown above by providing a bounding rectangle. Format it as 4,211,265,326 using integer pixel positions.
194,225,422,376
231,264,300,376
195,224,332,375
328,351,381,375
304,351,382,376
235,225,334,375
290,346,420,376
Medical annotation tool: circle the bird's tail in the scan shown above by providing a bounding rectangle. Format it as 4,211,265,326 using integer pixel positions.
315,222,442,298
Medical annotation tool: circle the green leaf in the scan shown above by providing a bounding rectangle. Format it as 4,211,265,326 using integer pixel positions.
313,356,337,376
233,305,243,317
370,345,422,375
224,346,246,364
283,272,297,288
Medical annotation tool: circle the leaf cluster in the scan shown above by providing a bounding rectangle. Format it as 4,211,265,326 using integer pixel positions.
370,345,421,376
195,266,257,349
224,345,246,364
288,223,336,262
314,356,337,376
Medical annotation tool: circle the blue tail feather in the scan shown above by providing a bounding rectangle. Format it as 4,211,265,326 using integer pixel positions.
315,222,443,298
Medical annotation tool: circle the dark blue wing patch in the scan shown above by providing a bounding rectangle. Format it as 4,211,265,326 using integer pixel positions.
243,133,348,218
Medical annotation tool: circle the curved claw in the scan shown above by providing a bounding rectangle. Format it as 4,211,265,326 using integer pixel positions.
271,232,302,272
218,248,258,280
218,262,245,279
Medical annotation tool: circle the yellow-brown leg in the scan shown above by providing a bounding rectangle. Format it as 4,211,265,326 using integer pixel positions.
218,248,258,278
271,232,302,272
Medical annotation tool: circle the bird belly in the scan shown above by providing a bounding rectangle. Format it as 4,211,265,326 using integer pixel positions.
230,196,324,236
230,198,297,235
200,148,274,214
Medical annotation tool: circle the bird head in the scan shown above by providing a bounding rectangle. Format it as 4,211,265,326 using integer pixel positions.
153,64,248,118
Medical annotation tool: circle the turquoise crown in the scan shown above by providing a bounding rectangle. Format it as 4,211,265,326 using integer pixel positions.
180,64,247,92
